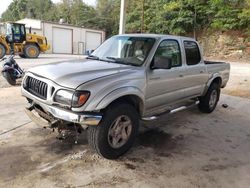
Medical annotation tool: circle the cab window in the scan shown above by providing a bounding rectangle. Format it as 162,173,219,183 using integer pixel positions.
184,41,201,65
13,25,20,35
20,25,25,35
154,40,182,67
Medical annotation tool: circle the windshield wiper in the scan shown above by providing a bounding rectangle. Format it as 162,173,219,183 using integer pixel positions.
86,55,100,60
106,57,138,66
87,55,110,63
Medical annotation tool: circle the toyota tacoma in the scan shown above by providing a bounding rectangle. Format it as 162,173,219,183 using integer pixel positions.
21,34,230,159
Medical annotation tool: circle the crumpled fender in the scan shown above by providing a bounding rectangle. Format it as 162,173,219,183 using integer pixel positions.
85,86,145,112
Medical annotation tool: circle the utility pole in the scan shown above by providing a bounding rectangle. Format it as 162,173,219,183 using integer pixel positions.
193,5,197,40
119,0,126,34
141,0,145,33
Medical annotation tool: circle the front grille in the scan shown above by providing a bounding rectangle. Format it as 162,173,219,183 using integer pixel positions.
25,76,48,100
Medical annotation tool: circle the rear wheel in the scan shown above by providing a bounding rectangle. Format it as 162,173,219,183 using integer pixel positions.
3,71,16,86
87,103,139,159
0,44,6,59
198,83,220,113
24,44,40,58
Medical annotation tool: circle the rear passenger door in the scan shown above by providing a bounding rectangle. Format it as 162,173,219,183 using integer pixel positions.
182,40,208,97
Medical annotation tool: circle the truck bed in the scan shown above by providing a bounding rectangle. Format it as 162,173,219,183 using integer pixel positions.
205,60,230,88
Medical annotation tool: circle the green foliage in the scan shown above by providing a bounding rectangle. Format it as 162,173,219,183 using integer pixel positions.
1,0,249,37
95,0,120,36
54,0,98,27
1,0,55,21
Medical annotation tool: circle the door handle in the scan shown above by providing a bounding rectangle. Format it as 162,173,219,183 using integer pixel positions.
179,74,184,77
150,77,161,80
200,70,204,73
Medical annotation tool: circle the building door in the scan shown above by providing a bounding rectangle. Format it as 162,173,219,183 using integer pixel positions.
52,27,72,54
86,31,102,52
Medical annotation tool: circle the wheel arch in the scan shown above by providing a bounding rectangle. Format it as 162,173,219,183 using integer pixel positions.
106,95,144,116
202,75,222,96
0,42,7,50
211,77,222,87
92,87,145,117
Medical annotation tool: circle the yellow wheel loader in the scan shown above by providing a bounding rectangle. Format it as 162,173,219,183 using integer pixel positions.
0,23,50,59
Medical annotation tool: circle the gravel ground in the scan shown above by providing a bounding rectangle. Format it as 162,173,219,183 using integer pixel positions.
0,55,250,188
222,62,250,99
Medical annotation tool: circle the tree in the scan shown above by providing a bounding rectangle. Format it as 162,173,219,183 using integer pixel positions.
1,0,55,22
1,0,249,37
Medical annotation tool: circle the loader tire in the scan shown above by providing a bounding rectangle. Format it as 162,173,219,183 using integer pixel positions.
24,44,40,58
19,54,27,58
0,44,6,59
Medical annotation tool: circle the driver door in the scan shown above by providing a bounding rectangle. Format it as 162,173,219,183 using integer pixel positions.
145,39,186,112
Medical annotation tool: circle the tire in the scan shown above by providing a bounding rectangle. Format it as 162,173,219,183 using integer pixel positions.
198,83,220,113
87,103,140,159
3,71,16,86
0,44,6,59
24,44,40,58
19,54,26,58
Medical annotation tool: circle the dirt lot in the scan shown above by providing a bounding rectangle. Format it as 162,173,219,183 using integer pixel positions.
0,55,250,188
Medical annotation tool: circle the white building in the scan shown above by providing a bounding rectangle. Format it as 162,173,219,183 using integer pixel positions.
16,18,105,54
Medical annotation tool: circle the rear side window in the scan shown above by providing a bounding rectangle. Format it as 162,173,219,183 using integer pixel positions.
184,41,201,66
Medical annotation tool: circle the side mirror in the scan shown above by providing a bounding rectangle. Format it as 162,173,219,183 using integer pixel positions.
86,50,94,56
151,56,172,69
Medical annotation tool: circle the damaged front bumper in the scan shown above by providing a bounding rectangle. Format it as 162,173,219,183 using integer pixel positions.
25,102,102,127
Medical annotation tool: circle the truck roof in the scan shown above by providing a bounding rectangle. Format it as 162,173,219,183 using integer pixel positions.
117,33,196,41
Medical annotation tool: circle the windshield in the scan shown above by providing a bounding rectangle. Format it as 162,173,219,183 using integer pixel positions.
91,36,155,66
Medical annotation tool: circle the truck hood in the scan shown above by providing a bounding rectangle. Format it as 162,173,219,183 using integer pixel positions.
27,59,136,89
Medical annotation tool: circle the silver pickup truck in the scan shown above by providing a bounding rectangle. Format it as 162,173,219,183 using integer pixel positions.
21,34,230,159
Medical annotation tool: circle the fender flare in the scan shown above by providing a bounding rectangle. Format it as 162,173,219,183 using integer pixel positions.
202,74,222,96
86,86,145,112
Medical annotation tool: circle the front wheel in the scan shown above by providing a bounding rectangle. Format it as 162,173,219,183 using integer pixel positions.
24,44,40,58
87,103,139,159
3,71,16,86
198,83,220,113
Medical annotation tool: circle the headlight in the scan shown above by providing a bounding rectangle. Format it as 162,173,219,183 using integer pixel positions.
54,90,90,107
54,90,74,106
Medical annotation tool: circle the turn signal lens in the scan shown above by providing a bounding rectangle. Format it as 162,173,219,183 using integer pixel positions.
72,91,90,107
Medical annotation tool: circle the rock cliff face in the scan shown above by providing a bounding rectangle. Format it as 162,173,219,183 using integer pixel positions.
198,30,250,62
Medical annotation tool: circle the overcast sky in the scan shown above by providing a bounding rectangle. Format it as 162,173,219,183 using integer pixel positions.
0,0,96,17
